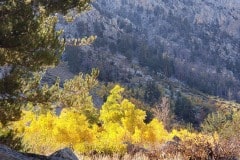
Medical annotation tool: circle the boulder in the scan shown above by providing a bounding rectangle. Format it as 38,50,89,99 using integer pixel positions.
48,148,78,160
0,145,78,160
0,144,31,160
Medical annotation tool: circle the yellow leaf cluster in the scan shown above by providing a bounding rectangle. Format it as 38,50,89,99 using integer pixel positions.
13,85,218,155
14,109,96,154
169,129,219,148
94,122,126,153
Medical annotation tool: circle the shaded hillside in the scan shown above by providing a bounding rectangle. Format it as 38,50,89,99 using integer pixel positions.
57,0,240,102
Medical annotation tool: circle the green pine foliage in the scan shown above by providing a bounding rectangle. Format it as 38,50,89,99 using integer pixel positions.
0,0,91,125
0,0,91,148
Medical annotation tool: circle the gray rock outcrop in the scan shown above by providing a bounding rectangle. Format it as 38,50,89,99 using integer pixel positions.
48,148,78,160
0,145,78,160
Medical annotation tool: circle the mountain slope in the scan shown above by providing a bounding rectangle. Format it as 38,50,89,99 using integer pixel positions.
55,0,240,102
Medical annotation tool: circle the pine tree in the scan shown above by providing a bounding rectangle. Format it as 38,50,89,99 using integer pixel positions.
0,0,92,149
0,0,91,125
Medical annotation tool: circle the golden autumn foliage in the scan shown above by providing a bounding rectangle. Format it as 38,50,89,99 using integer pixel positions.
98,85,170,152
13,84,232,159
13,85,171,154
14,109,96,154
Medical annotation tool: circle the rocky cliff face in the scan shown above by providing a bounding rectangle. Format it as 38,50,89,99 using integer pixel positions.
57,0,240,101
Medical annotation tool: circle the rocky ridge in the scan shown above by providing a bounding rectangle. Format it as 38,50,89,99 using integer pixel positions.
56,0,240,101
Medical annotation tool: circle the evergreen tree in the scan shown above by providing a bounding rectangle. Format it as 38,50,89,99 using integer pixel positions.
0,0,91,125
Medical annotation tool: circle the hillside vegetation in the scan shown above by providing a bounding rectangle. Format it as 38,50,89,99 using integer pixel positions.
60,0,240,102
1,0,240,160
12,73,240,159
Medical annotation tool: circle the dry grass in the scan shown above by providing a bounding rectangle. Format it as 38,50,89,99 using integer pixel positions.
77,152,184,160
75,139,240,160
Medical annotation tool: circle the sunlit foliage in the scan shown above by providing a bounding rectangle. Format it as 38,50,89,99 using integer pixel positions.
14,109,96,154
13,85,170,154
12,85,240,159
